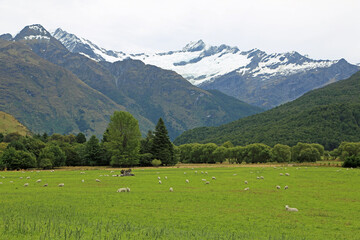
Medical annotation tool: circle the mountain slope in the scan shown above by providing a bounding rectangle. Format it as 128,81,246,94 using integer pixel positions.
13,24,262,139
0,111,31,136
52,29,359,109
174,71,360,150
0,39,125,136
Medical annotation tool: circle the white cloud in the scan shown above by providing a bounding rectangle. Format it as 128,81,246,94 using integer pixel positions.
0,0,359,63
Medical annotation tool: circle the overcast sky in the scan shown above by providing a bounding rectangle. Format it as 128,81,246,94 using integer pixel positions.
1,0,359,63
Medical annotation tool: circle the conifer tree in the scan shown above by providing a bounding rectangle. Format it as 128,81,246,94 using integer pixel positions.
151,118,175,165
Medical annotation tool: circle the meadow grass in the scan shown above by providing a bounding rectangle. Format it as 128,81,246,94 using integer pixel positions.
0,166,359,239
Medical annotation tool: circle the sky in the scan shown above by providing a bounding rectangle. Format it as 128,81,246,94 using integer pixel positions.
1,0,359,64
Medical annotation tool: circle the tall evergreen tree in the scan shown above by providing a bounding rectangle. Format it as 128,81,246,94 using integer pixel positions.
84,135,103,165
76,132,87,143
151,118,175,165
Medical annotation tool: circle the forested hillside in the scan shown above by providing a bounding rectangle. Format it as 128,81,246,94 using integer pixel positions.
174,71,360,150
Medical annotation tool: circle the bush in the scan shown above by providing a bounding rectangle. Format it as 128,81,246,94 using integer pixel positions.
343,155,360,168
151,159,162,167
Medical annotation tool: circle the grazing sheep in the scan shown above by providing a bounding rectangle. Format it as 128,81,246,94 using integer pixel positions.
43,184,48,187
276,185,281,189
80,172,85,174
26,176,30,179
195,171,198,174
96,179,101,182
58,183,64,187
165,176,168,180
184,172,187,174
205,181,210,184
285,173,290,176
233,174,237,176
244,187,249,191
205,171,208,174
285,205,298,212
10,181,13,183
24,183,29,187
126,187,131,192
212,176,216,180
201,171,204,174
202,179,207,181
284,186,288,190
260,176,264,179
280,173,284,176
158,176,161,180
159,180,162,184
0,182,2,184
110,171,114,173
117,188,127,192
257,176,260,179
82,179,84,183
169,187,173,192
36,171,40,173
36,179,41,183
244,180,248,184
50,170,55,172
19,177,23,179
186,179,189,183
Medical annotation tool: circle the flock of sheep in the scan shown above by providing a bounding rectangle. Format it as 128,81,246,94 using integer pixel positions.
0,167,302,212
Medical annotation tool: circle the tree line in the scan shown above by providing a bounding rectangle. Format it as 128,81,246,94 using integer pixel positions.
0,111,175,170
1,111,360,170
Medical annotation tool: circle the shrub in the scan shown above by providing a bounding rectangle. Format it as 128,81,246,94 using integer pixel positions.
343,155,360,168
151,159,162,167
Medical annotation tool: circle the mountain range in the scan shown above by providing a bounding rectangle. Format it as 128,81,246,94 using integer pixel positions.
174,71,360,150
0,24,262,139
52,28,359,109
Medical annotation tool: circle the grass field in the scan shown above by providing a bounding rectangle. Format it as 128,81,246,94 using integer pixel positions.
0,166,359,239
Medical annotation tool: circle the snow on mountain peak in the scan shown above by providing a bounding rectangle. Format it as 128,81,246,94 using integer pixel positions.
51,28,343,86
182,40,206,52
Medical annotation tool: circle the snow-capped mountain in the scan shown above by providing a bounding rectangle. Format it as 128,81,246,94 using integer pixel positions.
52,28,359,108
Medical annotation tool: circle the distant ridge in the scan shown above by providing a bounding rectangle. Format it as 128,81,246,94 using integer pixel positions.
52,28,359,109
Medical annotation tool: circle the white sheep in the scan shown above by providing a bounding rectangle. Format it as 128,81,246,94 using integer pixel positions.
169,187,173,192
58,183,64,187
82,179,84,183
202,179,207,181
285,173,290,176
9,181,13,183
205,171,208,174
212,176,216,180
284,186,288,190
50,170,55,172
43,183,48,187
26,176,30,179
205,181,210,184
184,172,187,174
159,180,162,184
285,205,298,212
117,187,127,192
80,172,85,174
165,176,168,180
233,174,237,176
158,176,161,180
244,180,248,184
96,179,101,182
185,179,189,183
0,182,2,184
244,187,249,191
195,171,198,174
260,176,264,179
276,185,281,189
19,177,23,179
257,176,260,179
280,173,284,176
36,179,41,183
24,183,29,187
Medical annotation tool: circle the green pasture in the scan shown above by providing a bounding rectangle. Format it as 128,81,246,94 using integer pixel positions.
0,166,359,239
